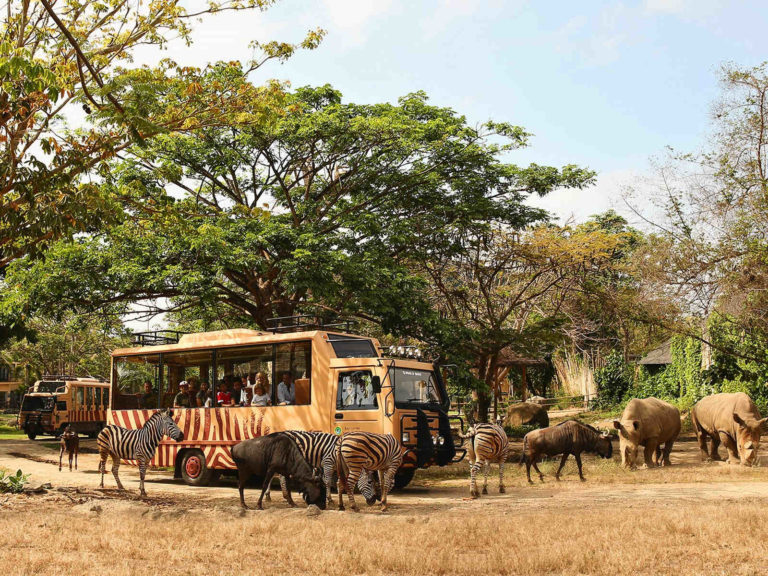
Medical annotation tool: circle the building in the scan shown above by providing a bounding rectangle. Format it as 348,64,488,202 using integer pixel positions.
0,362,24,410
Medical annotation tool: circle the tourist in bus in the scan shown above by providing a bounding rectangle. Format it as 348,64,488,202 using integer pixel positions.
245,386,253,405
139,381,157,409
277,371,295,405
188,378,199,406
251,381,271,406
216,380,234,407
254,372,270,396
197,381,211,407
232,379,245,406
173,381,191,408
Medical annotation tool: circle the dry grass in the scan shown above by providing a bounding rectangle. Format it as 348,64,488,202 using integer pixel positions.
553,351,596,399
1,495,766,576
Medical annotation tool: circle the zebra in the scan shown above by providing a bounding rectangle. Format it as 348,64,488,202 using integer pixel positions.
459,423,510,498
265,431,378,507
336,432,404,512
97,409,184,496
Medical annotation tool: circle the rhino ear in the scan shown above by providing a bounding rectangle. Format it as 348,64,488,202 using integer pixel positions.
612,420,622,430
759,417,768,433
734,413,747,428
631,420,640,431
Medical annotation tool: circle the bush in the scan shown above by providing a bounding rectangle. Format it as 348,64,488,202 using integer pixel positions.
504,424,539,439
593,351,632,408
0,469,29,493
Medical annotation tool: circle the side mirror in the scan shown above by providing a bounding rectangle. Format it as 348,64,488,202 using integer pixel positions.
371,376,382,394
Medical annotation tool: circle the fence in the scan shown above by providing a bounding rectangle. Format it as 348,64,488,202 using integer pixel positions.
451,391,595,422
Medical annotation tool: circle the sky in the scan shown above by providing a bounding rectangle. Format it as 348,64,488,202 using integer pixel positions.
130,0,768,223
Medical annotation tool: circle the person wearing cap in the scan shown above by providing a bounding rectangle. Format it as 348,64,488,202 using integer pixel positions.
173,381,192,408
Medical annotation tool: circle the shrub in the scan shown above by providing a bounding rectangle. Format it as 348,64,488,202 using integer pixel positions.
593,351,632,408
0,469,30,493
504,424,538,439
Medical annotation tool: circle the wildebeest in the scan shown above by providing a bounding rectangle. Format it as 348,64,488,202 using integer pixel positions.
459,423,510,498
692,392,768,466
231,433,326,510
97,409,184,496
521,420,612,483
59,425,79,471
613,397,680,469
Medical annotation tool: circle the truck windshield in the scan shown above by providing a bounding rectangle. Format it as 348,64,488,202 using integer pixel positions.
35,381,64,394
330,337,377,358
390,367,440,406
21,396,55,412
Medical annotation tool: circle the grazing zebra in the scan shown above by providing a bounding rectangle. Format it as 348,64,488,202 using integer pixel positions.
460,423,510,498
265,431,378,506
97,409,184,496
336,432,404,512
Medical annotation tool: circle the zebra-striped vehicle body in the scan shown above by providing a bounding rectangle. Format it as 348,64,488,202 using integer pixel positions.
97,409,184,496
337,432,404,512
460,423,510,498
268,431,378,506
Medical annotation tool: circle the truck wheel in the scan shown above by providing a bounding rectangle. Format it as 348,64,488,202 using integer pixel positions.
393,468,416,490
180,450,213,486
26,431,37,440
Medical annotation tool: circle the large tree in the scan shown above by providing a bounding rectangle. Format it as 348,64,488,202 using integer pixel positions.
0,0,321,270
3,77,595,335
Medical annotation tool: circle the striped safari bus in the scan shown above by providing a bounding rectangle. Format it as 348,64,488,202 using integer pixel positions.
108,317,465,487
19,376,110,439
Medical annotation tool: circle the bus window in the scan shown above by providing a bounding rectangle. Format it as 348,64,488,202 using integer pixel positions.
216,345,273,407
337,371,377,410
75,386,85,408
113,355,161,410
275,341,311,406
94,387,102,409
162,350,213,409
85,387,94,410
103,388,110,409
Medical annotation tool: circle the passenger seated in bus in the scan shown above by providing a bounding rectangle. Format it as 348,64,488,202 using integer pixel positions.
254,372,270,396
216,381,234,407
197,381,211,407
188,379,200,405
245,386,253,405
277,371,295,405
251,382,272,406
139,381,157,409
173,381,192,408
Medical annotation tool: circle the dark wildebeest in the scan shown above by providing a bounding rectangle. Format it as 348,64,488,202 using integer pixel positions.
521,420,613,483
231,433,326,510
59,425,79,471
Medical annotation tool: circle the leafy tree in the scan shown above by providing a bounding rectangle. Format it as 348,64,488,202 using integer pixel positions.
3,79,595,339
0,0,321,270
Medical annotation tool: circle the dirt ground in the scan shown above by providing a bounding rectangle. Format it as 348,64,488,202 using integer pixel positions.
2,433,768,575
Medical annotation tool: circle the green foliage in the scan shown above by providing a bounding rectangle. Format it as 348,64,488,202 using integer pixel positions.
593,351,632,408
0,469,29,493
503,424,539,439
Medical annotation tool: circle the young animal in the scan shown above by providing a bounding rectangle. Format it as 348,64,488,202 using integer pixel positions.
97,409,184,496
58,425,79,472
691,392,768,466
336,432,404,512
460,423,510,498
231,433,326,510
265,431,378,506
613,397,680,469
521,420,612,483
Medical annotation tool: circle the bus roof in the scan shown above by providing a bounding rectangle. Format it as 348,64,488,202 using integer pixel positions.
111,328,381,357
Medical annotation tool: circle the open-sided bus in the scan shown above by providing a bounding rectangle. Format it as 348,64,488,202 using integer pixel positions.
109,324,463,486
19,376,110,439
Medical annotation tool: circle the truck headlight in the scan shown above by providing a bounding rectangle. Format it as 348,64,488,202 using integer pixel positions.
402,432,410,443
438,436,445,446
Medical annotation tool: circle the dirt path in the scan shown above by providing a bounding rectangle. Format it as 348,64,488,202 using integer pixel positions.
4,432,768,515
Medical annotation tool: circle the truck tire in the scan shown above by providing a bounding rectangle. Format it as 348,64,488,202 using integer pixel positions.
180,449,213,486
393,468,416,490
26,430,37,440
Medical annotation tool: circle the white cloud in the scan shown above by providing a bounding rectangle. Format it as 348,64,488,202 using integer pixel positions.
321,0,395,45
554,3,636,68
643,0,727,21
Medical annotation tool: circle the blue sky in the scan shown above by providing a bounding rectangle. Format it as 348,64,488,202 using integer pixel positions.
137,0,768,223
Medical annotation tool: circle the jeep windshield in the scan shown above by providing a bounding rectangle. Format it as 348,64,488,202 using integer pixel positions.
390,367,441,407
35,381,64,394
21,395,55,412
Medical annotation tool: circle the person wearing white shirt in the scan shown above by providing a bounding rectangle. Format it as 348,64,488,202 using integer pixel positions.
277,371,295,405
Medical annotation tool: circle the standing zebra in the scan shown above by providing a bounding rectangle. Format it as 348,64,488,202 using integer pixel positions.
266,431,378,507
97,409,184,496
336,432,404,512
460,423,510,498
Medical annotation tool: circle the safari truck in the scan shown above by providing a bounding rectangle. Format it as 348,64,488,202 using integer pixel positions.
19,376,110,440
109,317,465,487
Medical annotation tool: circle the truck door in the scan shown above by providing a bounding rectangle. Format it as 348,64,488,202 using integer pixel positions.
331,369,380,435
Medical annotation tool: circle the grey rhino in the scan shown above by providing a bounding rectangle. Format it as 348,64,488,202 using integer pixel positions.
613,397,681,469
691,392,768,466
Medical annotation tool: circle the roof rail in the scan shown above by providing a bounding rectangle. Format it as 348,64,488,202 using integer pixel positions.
41,374,76,381
131,330,186,346
266,315,355,334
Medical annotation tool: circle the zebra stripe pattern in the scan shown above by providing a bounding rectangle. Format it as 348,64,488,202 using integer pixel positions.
268,431,377,506
97,409,184,496
336,432,404,512
460,423,510,498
